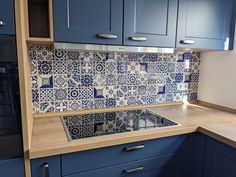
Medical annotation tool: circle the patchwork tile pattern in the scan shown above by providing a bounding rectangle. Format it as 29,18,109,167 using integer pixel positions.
29,45,201,113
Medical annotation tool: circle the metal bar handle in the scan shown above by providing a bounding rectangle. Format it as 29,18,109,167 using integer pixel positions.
180,39,195,44
43,163,49,177
124,144,144,151
129,36,147,41
123,166,144,174
0,20,5,26
97,33,117,39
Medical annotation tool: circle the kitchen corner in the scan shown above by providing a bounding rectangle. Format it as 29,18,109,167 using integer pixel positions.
1,0,236,177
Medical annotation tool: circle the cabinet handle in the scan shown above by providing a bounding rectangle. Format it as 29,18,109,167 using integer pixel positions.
129,36,147,41
97,34,117,39
124,144,144,151
180,40,195,44
123,166,144,174
0,20,5,26
43,163,49,177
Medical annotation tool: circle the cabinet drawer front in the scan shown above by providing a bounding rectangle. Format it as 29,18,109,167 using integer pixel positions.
62,134,189,176
31,156,61,177
0,0,15,35
53,0,123,45
64,153,187,177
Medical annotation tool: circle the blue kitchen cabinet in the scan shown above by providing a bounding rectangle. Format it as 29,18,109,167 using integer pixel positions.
0,0,15,35
0,158,25,177
61,134,189,176
64,153,187,177
203,137,236,177
186,133,206,177
123,0,178,47
176,0,235,50
53,0,123,45
31,156,61,177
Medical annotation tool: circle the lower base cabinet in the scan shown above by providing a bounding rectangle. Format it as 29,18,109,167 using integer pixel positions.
31,133,236,177
64,152,187,177
204,137,236,177
0,158,25,177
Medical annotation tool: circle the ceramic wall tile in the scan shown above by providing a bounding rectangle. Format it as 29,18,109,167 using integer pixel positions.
29,45,201,113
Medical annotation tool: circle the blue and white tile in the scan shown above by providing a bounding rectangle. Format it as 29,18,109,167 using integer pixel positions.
38,75,53,88
81,87,94,99
81,75,93,86
54,88,68,101
105,74,118,86
40,101,54,113
68,74,81,87
55,101,68,112
68,87,81,100
94,62,105,74
68,101,82,111
38,61,53,75
104,86,117,98
93,74,106,86
81,62,93,74
39,88,54,102
54,75,67,88
53,59,67,74
127,62,140,74
67,50,80,60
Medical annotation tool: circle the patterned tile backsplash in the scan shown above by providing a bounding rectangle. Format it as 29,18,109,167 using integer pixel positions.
29,45,201,114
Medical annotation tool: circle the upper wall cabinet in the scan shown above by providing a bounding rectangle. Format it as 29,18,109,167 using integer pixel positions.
123,0,178,47
176,0,235,50
0,0,15,35
53,0,123,45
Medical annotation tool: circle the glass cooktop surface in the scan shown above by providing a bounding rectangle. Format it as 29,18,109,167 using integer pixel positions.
62,109,180,141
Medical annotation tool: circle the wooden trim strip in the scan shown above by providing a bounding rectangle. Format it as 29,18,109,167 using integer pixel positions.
197,100,236,114
34,102,184,118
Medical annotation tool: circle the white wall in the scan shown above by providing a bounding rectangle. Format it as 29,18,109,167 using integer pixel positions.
198,26,236,109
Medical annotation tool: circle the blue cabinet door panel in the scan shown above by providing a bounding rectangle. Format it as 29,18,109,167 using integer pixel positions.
54,0,123,45
62,134,189,176
204,137,236,177
31,156,61,177
123,0,178,47
64,153,187,177
0,158,25,177
0,0,15,35
186,133,206,177
176,0,235,50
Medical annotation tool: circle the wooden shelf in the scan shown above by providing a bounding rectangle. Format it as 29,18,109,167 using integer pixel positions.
26,37,53,45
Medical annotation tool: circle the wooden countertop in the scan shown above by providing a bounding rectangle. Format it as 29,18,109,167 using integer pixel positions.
30,103,236,159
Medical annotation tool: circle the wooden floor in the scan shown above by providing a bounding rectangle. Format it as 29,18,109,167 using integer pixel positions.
30,103,236,159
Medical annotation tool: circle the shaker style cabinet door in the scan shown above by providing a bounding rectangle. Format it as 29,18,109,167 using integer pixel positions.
176,0,235,50
53,0,123,45
123,0,178,47
0,0,15,35
203,137,236,177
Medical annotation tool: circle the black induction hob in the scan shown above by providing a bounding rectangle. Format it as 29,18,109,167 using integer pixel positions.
62,109,180,141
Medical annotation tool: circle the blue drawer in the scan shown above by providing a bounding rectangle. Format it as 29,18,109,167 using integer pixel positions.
64,152,187,177
31,156,61,177
62,134,190,176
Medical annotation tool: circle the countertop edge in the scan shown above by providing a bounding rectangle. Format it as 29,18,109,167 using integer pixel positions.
29,126,198,159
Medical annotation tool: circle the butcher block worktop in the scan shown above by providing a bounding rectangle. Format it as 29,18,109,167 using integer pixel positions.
30,103,236,159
